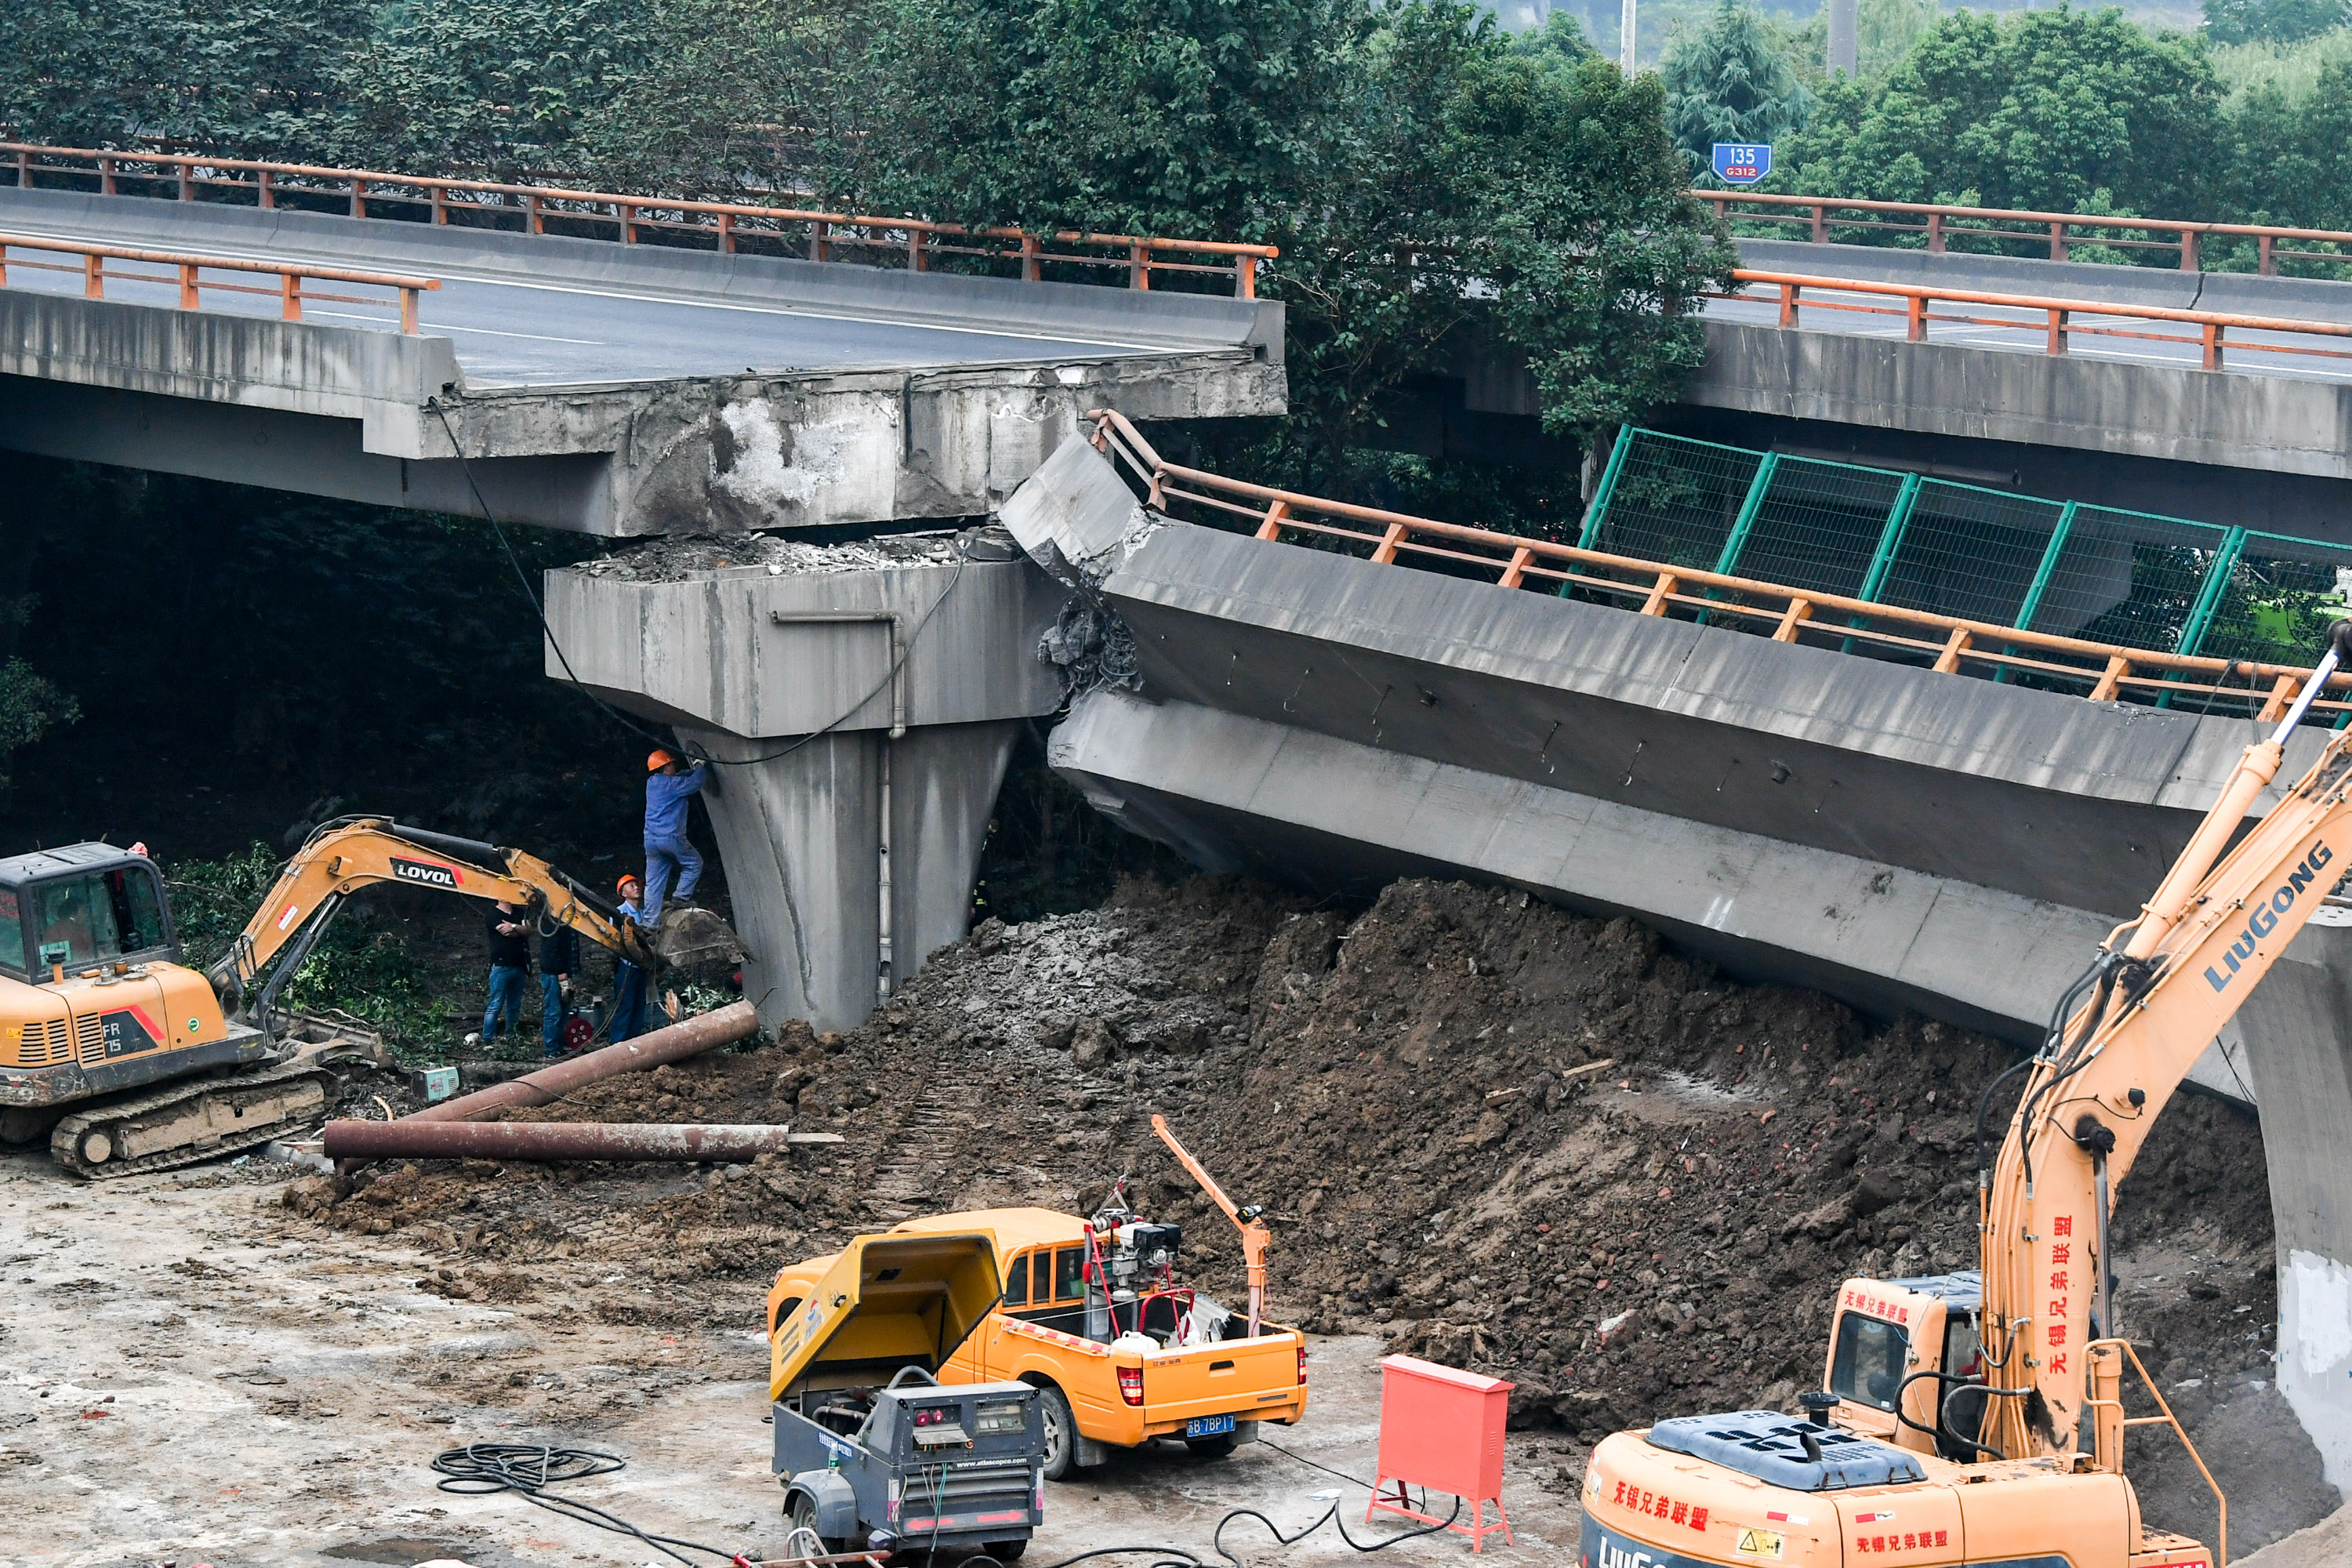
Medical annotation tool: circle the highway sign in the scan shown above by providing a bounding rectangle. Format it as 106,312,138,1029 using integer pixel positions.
1711,143,1772,184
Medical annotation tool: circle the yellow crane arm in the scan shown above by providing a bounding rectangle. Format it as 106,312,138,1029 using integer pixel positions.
1984,626,2352,1464
207,817,657,1010
1152,1112,1272,1338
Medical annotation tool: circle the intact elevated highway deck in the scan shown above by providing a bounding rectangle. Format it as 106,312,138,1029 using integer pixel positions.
0,183,1284,534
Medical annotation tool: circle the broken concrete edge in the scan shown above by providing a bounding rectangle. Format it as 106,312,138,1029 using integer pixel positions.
0,184,1287,363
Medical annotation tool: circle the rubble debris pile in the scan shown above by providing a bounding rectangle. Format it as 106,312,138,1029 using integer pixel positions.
271,874,2332,1545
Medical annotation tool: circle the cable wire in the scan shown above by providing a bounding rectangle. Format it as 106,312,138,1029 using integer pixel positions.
430,1443,743,1565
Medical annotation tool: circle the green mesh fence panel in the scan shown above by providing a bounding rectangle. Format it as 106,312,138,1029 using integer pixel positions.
2022,506,2236,652
1585,430,1762,571
1728,455,1908,597
1875,482,2065,625
2197,532,2351,670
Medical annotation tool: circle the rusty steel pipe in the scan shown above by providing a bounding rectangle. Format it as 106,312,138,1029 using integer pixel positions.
324,1119,804,1163
402,1000,758,1124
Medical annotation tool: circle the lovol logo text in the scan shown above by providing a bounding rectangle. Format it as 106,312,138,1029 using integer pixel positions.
2205,842,2332,993
390,856,461,890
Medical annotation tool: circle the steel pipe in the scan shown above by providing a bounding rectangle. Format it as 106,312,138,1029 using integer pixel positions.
322,1118,829,1163
401,1000,759,1124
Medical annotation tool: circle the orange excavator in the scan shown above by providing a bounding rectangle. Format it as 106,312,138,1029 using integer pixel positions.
1581,628,2352,1568
0,817,674,1178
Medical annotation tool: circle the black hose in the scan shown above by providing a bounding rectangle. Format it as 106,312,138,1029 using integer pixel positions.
1973,1055,2036,1179
430,1443,741,1565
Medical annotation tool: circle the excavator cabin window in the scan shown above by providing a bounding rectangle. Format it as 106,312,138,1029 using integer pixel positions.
1829,1310,1908,1413
25,869,169,974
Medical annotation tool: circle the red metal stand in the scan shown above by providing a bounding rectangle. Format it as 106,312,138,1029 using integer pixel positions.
1367,1355,1514,1552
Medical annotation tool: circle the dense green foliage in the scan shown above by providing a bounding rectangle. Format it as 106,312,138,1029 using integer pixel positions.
1661,0,1814,182
1774,7,2226,217
2205,0,2347,48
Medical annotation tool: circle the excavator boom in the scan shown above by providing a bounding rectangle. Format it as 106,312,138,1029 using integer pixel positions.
210,817,658,1021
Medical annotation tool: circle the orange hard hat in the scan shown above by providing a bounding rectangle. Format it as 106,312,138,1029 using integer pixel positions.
646,750,675,772
616,873,643,895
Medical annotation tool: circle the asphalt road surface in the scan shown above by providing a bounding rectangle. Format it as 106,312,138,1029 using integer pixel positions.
0,209,1171,387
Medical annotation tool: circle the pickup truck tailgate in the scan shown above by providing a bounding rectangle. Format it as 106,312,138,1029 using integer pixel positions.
1143,1330,1305,1426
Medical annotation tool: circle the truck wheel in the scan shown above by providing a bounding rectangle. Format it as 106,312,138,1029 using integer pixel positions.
789,1492,840,1555
981,1541,1029,1562
1037,1385,1082,1481
1185,1431,1239,1458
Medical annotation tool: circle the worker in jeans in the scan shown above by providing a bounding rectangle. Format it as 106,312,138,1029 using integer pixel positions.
539,916,580,1059
611,873,650,1044
642,749,710,921
480,899,531,1044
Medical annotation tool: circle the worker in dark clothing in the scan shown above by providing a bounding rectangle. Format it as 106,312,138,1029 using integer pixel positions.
539,916,580,1060
610,873,649,1044
480,899,531,1044
643,749,710,922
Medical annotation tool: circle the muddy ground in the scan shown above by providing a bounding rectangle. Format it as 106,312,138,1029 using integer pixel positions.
4,873,2338,1563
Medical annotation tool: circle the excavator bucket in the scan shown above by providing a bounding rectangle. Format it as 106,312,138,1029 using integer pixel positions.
648,904,746,981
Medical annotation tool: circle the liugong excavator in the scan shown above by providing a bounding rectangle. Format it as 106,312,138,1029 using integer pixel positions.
1582,627,2352,1568
0,816,691,1178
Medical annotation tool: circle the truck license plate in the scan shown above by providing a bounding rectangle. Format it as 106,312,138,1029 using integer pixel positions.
1185,1414,1236,1438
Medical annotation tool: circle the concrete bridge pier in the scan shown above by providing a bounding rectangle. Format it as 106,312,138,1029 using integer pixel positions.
544,529,1064,1032
2238,924,2352,1491
677,718,1023,1029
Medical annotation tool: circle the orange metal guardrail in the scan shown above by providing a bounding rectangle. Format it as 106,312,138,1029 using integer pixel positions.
0,143,1279,299
0,230,439,331
1715,267,2352,371
1696,188,2352,278
1083,408,2352,723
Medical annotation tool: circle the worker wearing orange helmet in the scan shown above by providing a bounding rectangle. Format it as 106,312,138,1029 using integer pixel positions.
641,748,710,923
610,871,650,1044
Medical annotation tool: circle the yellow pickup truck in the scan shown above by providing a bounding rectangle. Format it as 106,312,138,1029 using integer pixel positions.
764,1204,1308,1479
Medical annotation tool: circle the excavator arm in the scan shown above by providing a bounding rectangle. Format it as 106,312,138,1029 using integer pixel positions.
209,817,658,1021
1982,625,2352,1464
1152,1112,1272,1337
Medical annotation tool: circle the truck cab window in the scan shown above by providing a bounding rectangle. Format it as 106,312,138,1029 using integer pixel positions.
1829,1312,1908,1412
1002,1253,1030,1307
1054,1246,1087,1304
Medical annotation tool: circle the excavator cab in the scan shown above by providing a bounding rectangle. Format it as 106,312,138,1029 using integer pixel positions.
1824,1271,1986,1462
0,846,178,978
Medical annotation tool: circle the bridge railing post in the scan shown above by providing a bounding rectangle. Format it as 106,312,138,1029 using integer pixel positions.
907,226,927,271
281,272,301,321
1907,293,1926,342
179,262,199,310
177,159,194,202
13,150,28,189
257,169,274,209
1926,212,1944,254
82,252,102,300
719,211,737,255
1810,203,1827,244
1236,254,1255,299
350,178,368,220
2260,234,2276,276
811,219,829,263
2049,220,2067,261
1778,281,1799,327
1020,233,1041,282
97,155,114,196
431,183,447,225
2046,307,2068,356
2180,227,2199,272
1130,241,1151,289
2202,321,2225,370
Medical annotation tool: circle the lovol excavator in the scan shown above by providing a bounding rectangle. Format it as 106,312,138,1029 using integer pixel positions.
1581,626,2352,1568
0,817,688,1179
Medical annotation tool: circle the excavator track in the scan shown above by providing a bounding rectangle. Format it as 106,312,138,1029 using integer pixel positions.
49,1062,341,1180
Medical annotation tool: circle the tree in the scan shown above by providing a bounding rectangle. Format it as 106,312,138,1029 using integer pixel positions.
1660,0,1813,183
1777,6,2227,220
2204,0,2349,47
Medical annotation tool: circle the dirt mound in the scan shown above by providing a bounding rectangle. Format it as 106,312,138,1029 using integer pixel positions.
272,873,2328,1545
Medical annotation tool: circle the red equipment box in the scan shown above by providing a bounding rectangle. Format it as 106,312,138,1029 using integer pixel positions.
1367,1353,1513,1552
